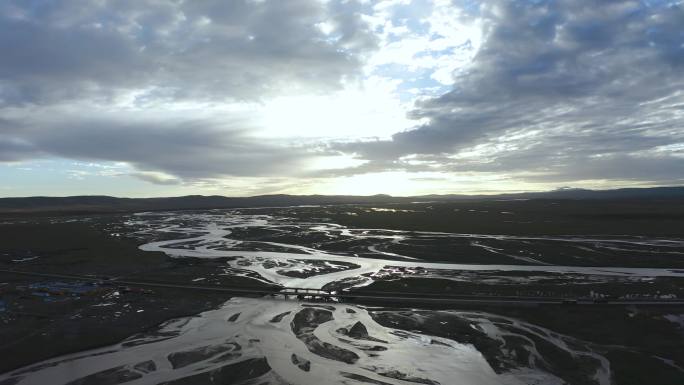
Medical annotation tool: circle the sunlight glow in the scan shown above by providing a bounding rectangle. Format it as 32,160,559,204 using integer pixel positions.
256,77,414,140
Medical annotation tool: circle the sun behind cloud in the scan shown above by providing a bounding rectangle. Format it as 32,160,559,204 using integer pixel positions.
1,0,682,197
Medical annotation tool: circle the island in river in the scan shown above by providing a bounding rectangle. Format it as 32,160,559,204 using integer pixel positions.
1,197,683,384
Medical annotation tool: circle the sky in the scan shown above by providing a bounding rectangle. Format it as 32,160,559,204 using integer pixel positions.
1,0,683,197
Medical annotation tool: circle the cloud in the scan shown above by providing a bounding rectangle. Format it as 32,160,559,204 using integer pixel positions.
0,117,40,161
1,0,683,193
131,171,181,186
0,0,377,188
0,0,377,105
0,112,316,180
336,0,684,184
0,137,36,162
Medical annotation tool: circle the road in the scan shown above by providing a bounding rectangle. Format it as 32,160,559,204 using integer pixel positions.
2,268,684,307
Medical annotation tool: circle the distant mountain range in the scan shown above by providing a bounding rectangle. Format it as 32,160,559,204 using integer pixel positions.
1,186,683,214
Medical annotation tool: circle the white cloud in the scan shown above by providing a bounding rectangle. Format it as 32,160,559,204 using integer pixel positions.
2,0,683,196
131,171,181,185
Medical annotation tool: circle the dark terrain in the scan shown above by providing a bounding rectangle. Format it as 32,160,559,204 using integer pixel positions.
0,219,275,372
1,186,683,215
0,192,683,383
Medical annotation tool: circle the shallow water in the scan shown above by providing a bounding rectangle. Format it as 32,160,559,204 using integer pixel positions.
134,211,684,290
1,297,610,385
3,210,681,384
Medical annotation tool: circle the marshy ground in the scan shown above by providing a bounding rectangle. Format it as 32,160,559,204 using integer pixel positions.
1,199,683,384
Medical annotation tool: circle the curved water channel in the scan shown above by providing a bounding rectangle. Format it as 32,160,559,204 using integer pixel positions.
3,210,683,385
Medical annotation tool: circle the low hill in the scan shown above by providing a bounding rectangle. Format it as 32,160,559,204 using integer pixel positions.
1,187,682,215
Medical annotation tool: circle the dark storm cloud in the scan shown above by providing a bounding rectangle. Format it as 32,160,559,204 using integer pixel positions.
338,0,684,183
0,0,377,105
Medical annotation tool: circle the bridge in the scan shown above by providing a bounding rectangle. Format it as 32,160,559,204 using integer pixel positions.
3,269,684,307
